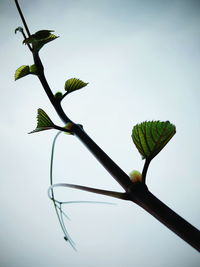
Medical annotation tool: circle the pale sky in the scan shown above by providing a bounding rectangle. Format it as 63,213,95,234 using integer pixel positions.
0,0,200,266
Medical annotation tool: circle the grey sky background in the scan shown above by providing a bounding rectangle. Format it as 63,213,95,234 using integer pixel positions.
0,0,200,266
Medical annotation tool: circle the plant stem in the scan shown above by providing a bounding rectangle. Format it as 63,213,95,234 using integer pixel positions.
73,124,133,190
128,183,200,251
14,0,200,252
142,159,151,184
49,183,128,200
14,0,31,37
33,51,132,190
34,53,200,252
14,0,32,52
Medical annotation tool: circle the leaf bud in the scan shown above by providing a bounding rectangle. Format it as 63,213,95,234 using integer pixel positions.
129,170,142,183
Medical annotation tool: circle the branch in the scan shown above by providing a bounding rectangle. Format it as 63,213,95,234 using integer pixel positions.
14,0,31,37
14,0,200,252
14,0,32,51
128,183,200,251
48,183,128,200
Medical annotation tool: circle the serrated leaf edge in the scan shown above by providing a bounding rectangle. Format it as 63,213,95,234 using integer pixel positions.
132,120,176,160
29,108,55,134
14,65,30,81
64,78,88,93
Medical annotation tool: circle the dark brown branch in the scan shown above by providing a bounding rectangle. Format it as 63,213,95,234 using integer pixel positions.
34,53,200,252
128,183,200,251
14,0,200,252
49,183,128,200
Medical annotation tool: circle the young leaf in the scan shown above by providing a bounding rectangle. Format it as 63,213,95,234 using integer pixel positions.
23,30,59,52
54,91,63,101
64,78,88,94
15,65,30,80
33,30,55,40
36,34,58,49
29,108,55,133
29,64,38,75
132,121,176,160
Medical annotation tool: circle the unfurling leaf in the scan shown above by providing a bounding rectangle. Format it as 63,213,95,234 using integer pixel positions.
33,30,54,40
54,91,63,101
64,78,88,94
132,121,176,160
15,65,30,80
23,30,59,52
29,108,55,134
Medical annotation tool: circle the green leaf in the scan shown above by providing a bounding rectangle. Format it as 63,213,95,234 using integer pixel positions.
23,30,59,52
36,33,58,49
29,108,55,134
15,65,30,81
64,78,88,94
33,30,54,40
132,121,176,160
29,64,38,75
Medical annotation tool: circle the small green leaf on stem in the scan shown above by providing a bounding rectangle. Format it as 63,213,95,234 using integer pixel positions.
15,65,30,80
33,30,55,39
36,33,58,48
29,64,38,75
64,78,88,94
23,30,59,52
29,108,55,133
132,121,176,160
23,30,54,44
15,65,38,80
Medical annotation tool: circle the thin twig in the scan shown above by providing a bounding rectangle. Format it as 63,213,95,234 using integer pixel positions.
49,183,128,200
14,0,31,37
14,0,32,51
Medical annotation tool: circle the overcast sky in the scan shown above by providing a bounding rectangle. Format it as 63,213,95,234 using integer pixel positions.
0,0,200,266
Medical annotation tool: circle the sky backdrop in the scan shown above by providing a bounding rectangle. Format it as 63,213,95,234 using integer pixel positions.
0,0,200,266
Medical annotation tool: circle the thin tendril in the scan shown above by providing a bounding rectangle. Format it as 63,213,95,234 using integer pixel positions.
55,203,71,220
50,131,62,187
58,203,76,250
49,131,76,247
49,131,76,248
49,131,117,249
